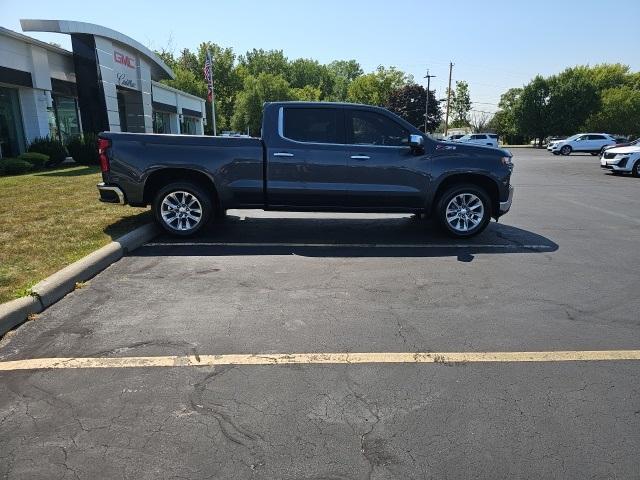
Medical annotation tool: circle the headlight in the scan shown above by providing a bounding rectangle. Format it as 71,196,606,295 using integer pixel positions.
501,156,513,166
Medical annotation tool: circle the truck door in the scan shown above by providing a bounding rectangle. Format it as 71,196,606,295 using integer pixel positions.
265,106,350,207
344,109,430,209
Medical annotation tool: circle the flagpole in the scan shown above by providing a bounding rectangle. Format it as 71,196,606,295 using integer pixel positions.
208,49,217,136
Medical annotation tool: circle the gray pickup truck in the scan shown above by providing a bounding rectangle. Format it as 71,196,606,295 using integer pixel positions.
97,101,514,238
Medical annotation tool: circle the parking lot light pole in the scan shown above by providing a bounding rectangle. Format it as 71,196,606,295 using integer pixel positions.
444,62,454,136
424,70,436,134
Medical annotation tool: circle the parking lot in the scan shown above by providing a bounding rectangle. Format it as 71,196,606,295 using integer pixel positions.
1,147,639,479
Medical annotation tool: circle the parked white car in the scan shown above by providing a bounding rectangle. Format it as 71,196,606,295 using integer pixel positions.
456,133,499,147
600,145,640,177
549,133,616,156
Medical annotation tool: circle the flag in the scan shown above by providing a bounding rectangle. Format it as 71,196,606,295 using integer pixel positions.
203,52,213,101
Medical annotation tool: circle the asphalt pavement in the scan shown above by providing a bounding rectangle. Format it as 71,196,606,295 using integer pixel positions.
1,148,639,479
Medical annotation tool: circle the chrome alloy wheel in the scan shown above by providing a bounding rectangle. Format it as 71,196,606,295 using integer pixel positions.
445,193,485,232
160,191,203,231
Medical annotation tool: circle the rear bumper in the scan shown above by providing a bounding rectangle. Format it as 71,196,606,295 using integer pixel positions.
97,183,125,204
499,185,514,215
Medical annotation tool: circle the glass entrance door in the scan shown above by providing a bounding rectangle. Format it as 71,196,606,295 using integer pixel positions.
0,86,25,158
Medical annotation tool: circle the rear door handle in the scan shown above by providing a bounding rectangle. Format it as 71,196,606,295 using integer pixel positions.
273,152,294,157
350,155,370,160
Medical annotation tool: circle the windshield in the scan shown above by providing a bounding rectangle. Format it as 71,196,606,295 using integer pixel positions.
459,135,471,141
565,134,581,141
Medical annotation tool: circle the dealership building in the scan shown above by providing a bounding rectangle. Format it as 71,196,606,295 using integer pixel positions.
0,19,205,158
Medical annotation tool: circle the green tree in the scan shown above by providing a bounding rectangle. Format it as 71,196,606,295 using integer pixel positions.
547,67,600,135
231,73,293,136
347,66,410,106
515,75,551,146
327,60,363,101
287,58,334,99
238,49,289,77
385,84,442,132
291,85,322,101
488,87,523,143
586,87,640,136
579,63,631,91
449,80,471,127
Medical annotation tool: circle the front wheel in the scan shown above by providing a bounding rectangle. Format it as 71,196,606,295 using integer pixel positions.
560,145,572,155
153,182,212,236
632,160,640,178
436,185,491,238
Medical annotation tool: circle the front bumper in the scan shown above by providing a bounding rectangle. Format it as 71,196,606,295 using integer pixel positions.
499,185,514,215
600,156,632,172
97,182,125,204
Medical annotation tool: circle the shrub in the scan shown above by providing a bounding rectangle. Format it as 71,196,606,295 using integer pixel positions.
18,152,49,169
66,133,99,165
27,136,67,166
0,158,33,176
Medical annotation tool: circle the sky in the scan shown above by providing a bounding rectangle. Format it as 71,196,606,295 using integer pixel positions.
2,0,639,114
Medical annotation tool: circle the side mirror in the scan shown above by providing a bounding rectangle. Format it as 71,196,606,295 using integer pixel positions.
409,134,424,151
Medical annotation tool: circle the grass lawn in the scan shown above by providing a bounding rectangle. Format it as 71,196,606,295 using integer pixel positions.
0,165,151,304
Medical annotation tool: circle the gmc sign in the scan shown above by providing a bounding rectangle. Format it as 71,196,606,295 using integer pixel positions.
114,51,136,69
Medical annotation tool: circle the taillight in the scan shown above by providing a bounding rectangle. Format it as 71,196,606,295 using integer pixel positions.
97,137,111,173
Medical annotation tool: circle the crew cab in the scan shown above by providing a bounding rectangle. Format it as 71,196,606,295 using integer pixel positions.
97,102,514,238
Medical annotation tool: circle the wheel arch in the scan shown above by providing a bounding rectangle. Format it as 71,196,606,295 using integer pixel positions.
431,173,500,217
143,168,220,208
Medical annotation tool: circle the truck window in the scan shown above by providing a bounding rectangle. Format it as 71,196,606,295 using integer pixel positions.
283,108,341,144
348,110,409,147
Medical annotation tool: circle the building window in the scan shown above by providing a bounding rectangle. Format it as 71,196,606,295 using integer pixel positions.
153,111,172,134
181,116,198,135
0,86,26,158
50,94,81,144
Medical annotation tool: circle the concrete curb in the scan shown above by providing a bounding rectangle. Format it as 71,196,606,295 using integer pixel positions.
0,296,43,336
0,223,159,336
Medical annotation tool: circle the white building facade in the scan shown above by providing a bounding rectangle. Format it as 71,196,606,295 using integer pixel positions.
0,20,205,158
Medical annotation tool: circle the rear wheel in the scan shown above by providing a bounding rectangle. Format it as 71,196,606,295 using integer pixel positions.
153,182,212,236
436,184,491,238
560,145,572,156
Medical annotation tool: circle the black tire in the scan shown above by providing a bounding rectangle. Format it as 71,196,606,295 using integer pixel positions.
436,184,492,238
632,160,640,178
560,145,572,156
153,182,212,236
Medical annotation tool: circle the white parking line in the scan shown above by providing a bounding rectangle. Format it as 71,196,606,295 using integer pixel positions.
1,350,639,371
145,242,554,249
560,197,640,225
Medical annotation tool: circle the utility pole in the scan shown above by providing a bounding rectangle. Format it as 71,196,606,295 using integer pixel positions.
424,70,436,134
444,62,454,136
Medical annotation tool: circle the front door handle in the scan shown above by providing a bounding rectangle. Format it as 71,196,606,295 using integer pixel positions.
273,152,294,157
350,155,370,160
